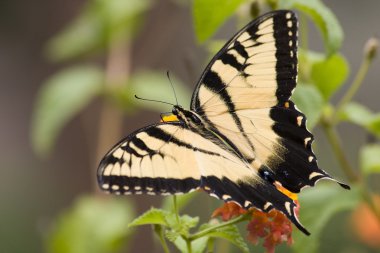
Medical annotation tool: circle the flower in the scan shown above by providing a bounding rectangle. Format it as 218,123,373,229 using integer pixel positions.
212,202,247,221
351,195,380,248
212,185,299,253
247,205,295,253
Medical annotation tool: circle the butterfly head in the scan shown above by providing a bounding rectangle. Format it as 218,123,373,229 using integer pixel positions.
172,105,202,127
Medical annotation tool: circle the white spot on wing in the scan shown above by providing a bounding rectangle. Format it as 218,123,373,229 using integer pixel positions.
309,172,324,180
244,201,252,208
296,116,303,126
286,12,292,19
102,183,109,189
222,194,231,200
285,201,292,215
304,137,312,147
263,202,272,210
209,193,219,199
308,156,314,162
287,21,293,28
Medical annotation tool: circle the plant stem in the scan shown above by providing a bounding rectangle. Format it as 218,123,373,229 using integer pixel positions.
94,40,130,192
333,49,373,124
321,119,359,182
189,213,251,241
322,114,380,225
154,225,171,253
186,238,192,253
173,196,180,224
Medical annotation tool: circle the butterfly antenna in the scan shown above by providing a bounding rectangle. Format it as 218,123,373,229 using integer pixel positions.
134,95,175,106
166,70,179,105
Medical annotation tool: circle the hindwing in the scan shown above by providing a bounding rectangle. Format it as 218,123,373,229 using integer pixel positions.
98,122,309,234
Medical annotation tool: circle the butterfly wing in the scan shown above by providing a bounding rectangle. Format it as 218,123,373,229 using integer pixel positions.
190,10,347,193
97,122,309,234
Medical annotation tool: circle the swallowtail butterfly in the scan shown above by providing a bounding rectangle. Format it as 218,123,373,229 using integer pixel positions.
97,10,349,235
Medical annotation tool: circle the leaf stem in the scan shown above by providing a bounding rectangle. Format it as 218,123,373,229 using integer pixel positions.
173,196,180,224
320,119,359,182
186,238,192,253
154,224,171,253
189,213,251,241
322,116,380,225
333,44,374,124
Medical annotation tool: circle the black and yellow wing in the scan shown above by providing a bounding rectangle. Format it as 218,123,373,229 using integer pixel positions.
98,122,308,234
191,10,348,193
97,10,349,236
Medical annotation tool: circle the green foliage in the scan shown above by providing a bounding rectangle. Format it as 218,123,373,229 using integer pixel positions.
193,0,245,43
105,71,192,113
292,185,360,253
129,208,169,227
299,51,349,100
360,144,380,175
31,65,104,156
46,0,150,61
279,0,343,55
292,84,324,129
46,196,135,253
200,224,249,253
33,0,380,252
311,54,349,99
340,102,380,138
128,71,192,110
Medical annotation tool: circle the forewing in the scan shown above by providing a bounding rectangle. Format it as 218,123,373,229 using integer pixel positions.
190,10,345,193
97,122,309,234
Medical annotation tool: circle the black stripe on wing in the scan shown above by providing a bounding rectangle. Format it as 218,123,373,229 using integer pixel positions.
268,101,350,192
201,175,310,235
100,176,200,195
273,12,298,103
97,123,202,195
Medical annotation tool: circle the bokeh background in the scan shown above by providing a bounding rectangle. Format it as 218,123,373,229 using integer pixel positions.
1,0,380,252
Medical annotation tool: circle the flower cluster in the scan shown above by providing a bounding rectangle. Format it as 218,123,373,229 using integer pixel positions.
212,185,299,253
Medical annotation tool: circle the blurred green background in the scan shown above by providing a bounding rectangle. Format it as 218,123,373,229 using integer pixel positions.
1,0,380,252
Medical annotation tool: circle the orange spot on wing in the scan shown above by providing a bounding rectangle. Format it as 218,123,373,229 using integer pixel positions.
275,184,298,201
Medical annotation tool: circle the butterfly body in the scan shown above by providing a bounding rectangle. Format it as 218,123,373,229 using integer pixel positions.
97,10,349,235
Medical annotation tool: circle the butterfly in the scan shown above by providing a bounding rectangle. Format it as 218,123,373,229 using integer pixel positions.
97,10,349,235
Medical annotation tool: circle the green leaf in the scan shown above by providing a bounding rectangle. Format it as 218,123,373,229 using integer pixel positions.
193,0,245,43
292,84,325,129
46,0,150,61
205,225,249,253
46,196,135,253
279,0,343,54
129,208,169,227
165,213,199,238
128,71,192,112
292,184,360,253
339,102,380,138
311,54,349,100
31,65,103,157
339,102,373,125
173,236,209,253
360,144,380,175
